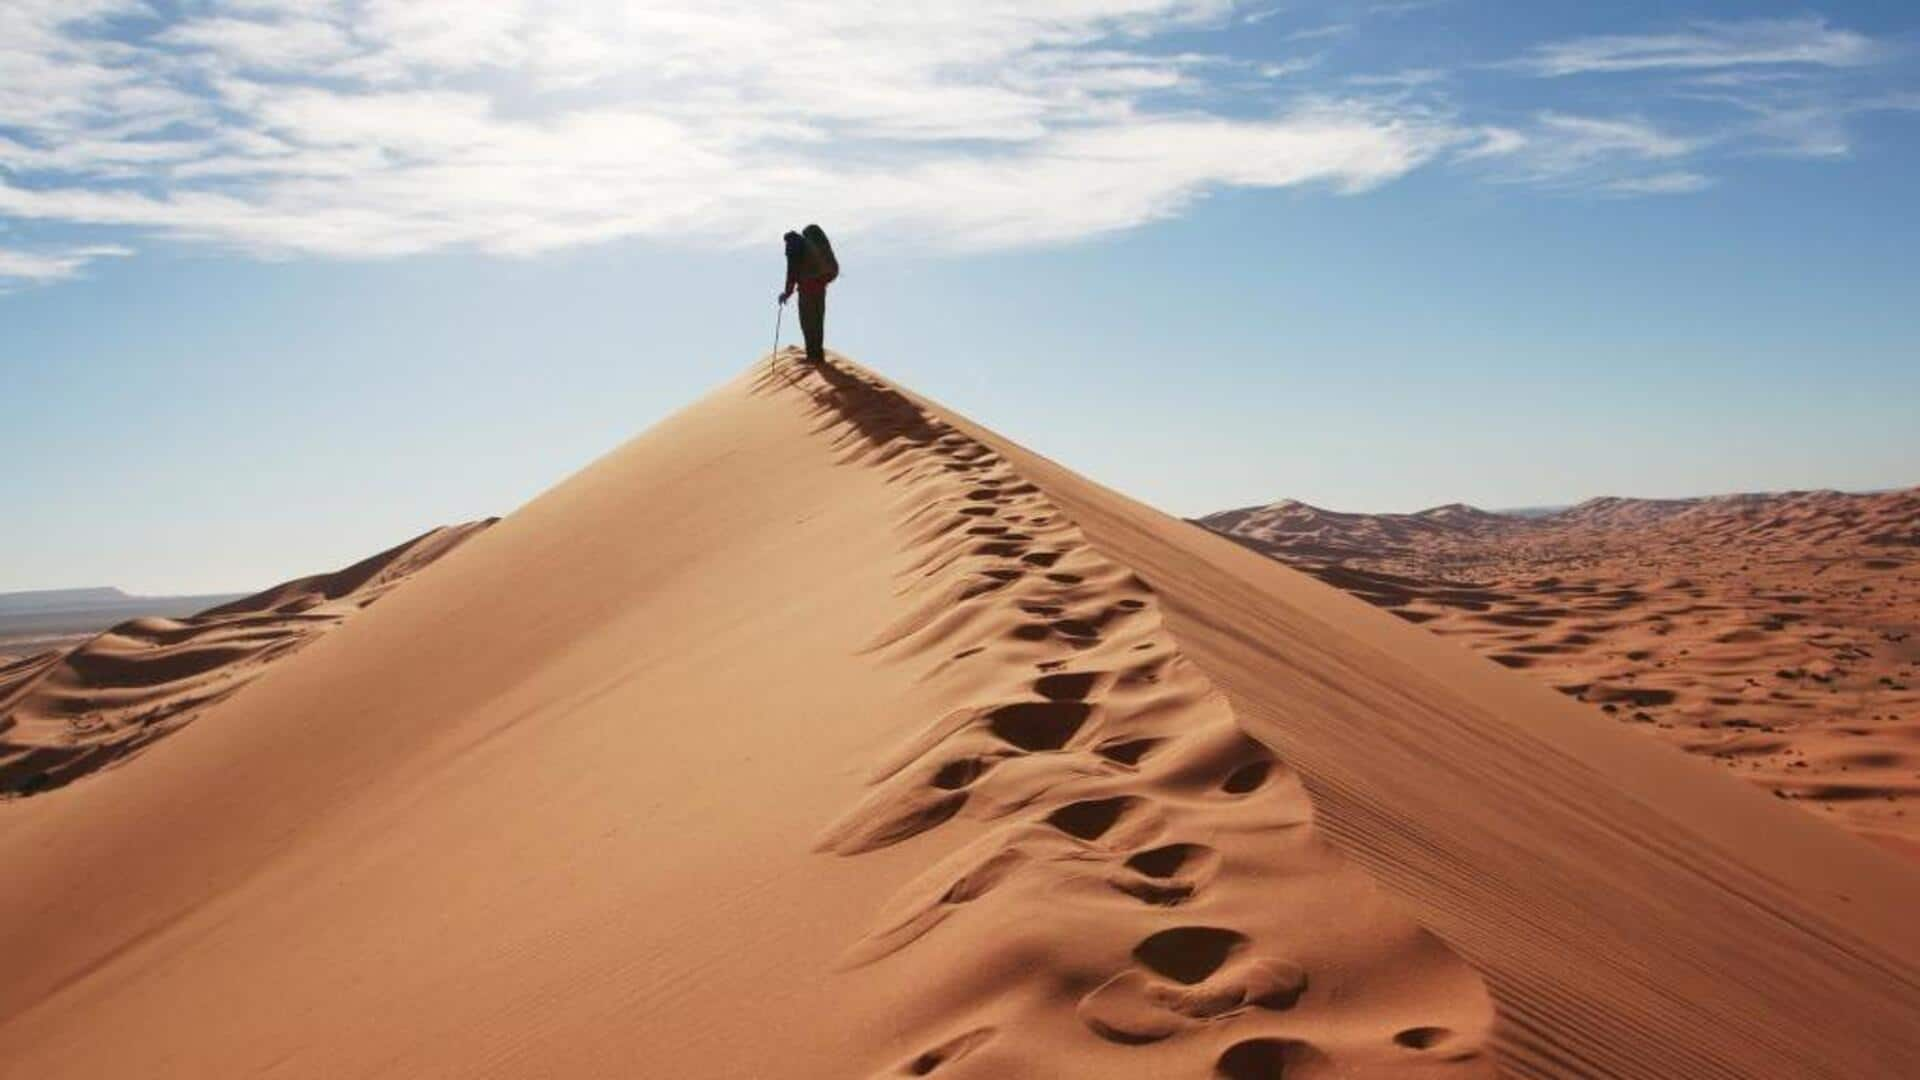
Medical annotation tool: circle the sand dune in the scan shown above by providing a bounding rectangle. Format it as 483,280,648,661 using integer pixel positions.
0,587,250,659
1197,499,1529,568
789,363,1495,1076
1,353,1915,1077
1200,491,1920,859
0,521,491,797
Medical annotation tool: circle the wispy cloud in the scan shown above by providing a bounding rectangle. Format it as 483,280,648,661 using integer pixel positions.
0,4,1911,284
1511,17,1884,78
0,242,131,284
1366,1,1450,18
1602,171,1715,196
1285,24,1354,43
1462,113,1708,194
1258,56,1325,79
1484,15,1912,190
1347,68,1447,88
1529,113,1698,161
1674,77,1920,161
0,0,1471,271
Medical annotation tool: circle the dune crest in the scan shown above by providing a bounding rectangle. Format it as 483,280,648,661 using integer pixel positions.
0,521,492,796
776,360,1494,1077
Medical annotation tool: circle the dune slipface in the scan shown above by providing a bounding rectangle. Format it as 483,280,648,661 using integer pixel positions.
0,353,1916,1079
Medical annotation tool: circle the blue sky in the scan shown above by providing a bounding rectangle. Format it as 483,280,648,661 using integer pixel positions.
3,1,1917,594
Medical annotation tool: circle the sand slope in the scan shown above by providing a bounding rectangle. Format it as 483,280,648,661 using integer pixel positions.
1,354,1915,1078
791,363,1494,1077
0,521,491,797
1200,492,1920,858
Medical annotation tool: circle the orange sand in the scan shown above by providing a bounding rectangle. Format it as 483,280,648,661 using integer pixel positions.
1201,492,1920,859
1,354,1915,1078
1,522,490,796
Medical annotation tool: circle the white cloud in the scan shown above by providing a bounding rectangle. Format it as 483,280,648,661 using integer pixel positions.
1258,57,1323,79
1513,17,1883,78
1458,126,1527,161
1459,112,1708,195
1347,68,1447,88
0,101,1460,257
0,4,1909,279
1285,24,1353,43
1505,17,1911,169
1732,102,1854,160
158,16,357,72
0,242,131,284
1531,113,1697,161
1603,171,1714,196
0,0,1474,269
1367,1,1448,18
1673,81,1920,162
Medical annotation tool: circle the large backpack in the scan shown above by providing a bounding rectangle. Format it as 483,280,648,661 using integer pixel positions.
801,224,839,283
784,231,809,283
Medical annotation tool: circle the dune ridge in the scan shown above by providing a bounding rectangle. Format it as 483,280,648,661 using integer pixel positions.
0,520,492,796
1202,489,1920,565
893,371,1920,1077
0,353,1914,1078
777,360,1495,1077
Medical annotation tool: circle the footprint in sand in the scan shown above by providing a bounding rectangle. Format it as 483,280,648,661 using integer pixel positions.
1045,795,1145,842
1107,841,1219,905
1221,759,1274,794
1394,1025,1460,1051
1078,926,1310,1045
1094,736,1165,766
1033,671,1101,701
1214,1038,1331,1079
985,701,1092,752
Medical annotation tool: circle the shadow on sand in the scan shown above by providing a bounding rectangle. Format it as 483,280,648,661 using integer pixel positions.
753,351,945,451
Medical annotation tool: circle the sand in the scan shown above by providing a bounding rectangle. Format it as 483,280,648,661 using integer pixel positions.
1201,492,1920,859
1,521,491,797
1,353,1915,1078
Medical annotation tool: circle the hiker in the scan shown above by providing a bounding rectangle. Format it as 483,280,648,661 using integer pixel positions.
779,224,838,364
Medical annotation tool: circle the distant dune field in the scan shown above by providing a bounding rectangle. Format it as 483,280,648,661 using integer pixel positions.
1199,490,1920,859
1,523,491,796
0,588,248,659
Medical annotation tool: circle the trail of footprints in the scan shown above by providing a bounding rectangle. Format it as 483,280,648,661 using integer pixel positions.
771,359,1492,1079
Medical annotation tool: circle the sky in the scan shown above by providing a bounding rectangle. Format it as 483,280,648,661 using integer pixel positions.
3,1,1917,594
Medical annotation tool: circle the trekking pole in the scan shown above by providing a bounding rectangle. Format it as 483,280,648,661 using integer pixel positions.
769,299,784,371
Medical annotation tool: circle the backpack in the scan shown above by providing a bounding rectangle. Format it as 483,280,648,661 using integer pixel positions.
801,224,839,283
784,231,809,282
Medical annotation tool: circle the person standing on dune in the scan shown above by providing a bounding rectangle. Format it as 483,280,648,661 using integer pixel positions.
779,224,838,364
